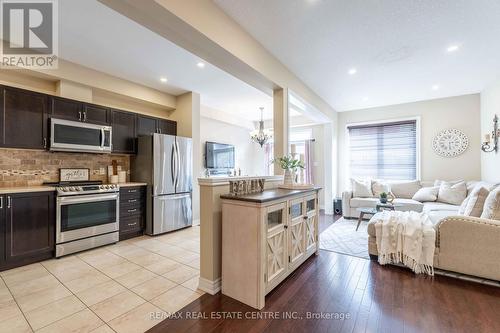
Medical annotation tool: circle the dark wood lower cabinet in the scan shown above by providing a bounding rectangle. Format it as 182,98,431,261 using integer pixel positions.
1,191,55,271
119,186,146,240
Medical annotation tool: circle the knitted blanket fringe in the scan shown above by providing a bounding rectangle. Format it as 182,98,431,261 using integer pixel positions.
378,251,434,276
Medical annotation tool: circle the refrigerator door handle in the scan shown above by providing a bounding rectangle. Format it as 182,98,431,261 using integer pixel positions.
170,143,175,186
173,140,179,189
175,139,181,188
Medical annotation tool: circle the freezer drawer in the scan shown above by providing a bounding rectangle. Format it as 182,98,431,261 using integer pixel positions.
150,193,192,235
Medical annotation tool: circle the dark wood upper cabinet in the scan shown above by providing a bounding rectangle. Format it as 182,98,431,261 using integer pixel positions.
136,115,157,136
111,109,136,154
3,191,55,268
0,84,176,153
51,96,83,122
158,119,177,136
0,195,5,266
0,86,48,149
136,115,177,137
83,103,110,125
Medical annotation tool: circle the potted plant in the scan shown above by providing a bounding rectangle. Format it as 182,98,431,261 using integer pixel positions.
272,155,304,185
380,192,388,204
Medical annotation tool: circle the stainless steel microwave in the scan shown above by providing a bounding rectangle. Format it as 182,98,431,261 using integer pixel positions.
50,118,112,153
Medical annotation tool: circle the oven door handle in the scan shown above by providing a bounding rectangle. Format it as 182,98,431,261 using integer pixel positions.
58,193,118,204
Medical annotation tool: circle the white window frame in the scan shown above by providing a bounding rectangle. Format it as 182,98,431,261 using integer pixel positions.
344,116,421,184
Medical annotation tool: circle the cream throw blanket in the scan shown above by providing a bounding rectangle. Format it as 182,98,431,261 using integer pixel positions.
373,210,435,275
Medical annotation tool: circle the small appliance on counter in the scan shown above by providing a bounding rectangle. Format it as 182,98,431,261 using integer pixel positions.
45,168,120,257
132,133,193,235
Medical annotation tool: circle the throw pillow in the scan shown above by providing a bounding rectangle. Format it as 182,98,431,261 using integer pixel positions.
458,196,470,215
372,180,391,197
463,187,490,217
437,181,467,205
480,188,500,220
434,179,464,187
390,180,422,199
351,178,373,198
412,186,439,202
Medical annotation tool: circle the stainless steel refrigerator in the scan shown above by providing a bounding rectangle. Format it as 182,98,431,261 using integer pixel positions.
132,133,193,235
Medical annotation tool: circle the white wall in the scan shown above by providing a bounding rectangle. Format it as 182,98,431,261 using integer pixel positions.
200,116,267,176
480,79,500,182
337,94,482,192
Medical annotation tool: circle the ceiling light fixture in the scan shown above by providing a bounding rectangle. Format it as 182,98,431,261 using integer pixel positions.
446,44,460,53
250,107,272,148
348,68,357,75
197,62,205,68
432,84,440,91
160,77,168,83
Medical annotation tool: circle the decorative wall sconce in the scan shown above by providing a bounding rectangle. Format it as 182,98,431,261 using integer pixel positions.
481,115,499,153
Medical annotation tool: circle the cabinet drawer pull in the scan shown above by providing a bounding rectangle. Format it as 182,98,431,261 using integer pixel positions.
127,222,137,227
0,197,3,209
7,196,11,209
128,199,137,203
127,209,137,213
78,111,82,121
128,189,137,193
83,111,87,122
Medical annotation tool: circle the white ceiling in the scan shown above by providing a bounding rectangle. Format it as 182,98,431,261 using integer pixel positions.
214,0,500,111
59,0,272,120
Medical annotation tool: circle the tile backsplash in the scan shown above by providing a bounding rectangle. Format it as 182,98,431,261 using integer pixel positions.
0,148,130,187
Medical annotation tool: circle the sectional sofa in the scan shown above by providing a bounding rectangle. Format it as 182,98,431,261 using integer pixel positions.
341,180,500,281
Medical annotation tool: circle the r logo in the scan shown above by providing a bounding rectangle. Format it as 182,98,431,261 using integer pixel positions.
2,1,53,54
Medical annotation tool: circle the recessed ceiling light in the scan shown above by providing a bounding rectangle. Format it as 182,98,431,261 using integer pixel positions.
432,84,440,91
160,77,168,83
446,44,460,53
348,68,357,75
197,62,205,68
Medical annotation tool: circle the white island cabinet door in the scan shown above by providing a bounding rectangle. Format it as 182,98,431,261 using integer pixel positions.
288,198,306,269
304,195,318,255
265,202,288,292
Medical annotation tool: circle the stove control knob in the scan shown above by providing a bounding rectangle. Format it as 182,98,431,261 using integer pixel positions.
69,187,75,191
77,187,83,191
99,185,105,189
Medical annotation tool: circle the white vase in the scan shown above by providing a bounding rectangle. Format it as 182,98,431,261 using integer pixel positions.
284,169,294,185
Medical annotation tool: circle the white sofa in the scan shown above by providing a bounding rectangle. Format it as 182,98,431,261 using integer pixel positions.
341,180,500,281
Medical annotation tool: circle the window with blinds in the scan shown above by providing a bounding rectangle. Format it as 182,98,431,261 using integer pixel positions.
348,120,417,180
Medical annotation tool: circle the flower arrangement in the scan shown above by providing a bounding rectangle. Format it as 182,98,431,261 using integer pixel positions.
271,155,305,171
272,155,304,185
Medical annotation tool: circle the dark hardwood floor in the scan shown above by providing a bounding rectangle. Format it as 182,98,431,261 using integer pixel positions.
149,250,500,333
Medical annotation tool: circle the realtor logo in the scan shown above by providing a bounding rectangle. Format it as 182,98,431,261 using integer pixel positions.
1,0,58,68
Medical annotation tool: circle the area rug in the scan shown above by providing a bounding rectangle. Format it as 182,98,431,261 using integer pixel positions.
320,217,370,259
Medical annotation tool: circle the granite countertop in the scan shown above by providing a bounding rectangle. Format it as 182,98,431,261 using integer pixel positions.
0,182,148,194
220,187,321,203
198,175,283,186
0,186,56,194
118,182,148,187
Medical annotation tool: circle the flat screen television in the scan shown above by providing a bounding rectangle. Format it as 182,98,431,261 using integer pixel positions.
205,141,235,169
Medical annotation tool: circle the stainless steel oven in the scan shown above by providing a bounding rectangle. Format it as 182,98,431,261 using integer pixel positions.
55,184,119,257
50,118,112,153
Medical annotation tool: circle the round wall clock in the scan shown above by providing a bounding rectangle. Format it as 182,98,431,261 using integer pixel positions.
432,129,469,157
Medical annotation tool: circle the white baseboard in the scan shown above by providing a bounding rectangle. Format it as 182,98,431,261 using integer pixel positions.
198,276,221,295
192,219,200,226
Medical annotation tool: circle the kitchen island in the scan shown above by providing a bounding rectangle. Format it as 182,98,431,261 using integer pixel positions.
221,187,321,309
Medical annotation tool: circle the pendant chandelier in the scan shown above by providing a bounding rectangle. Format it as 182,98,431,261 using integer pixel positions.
251,107,272,147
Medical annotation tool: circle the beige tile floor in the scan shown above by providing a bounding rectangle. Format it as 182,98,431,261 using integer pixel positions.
0,226,202,333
